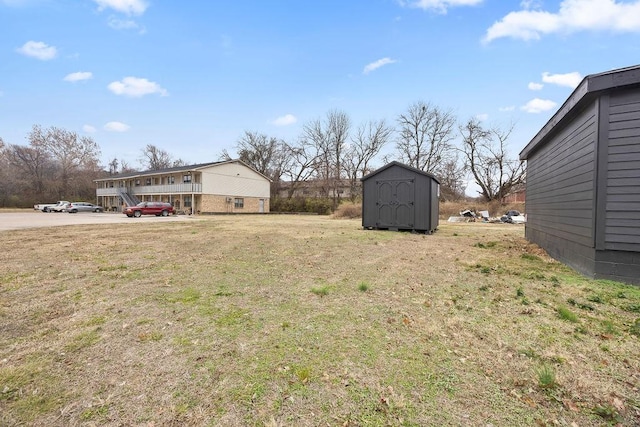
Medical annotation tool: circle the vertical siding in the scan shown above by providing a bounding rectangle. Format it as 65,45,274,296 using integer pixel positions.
605,88,640,250
526,104,597,248
361,164,437,233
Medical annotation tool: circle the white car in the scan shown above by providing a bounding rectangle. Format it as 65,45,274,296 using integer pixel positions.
51,201,71,212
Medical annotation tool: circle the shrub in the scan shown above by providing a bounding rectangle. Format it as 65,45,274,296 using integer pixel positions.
333,202,362,219
305,198,333,215
271,197,334,215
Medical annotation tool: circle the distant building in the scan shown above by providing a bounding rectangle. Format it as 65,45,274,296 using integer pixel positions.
95,159,270,214
502,185,526,204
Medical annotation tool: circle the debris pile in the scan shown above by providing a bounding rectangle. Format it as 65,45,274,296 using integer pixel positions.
447,209,526,224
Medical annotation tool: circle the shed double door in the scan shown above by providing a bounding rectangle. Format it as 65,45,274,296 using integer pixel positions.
376,179,414,230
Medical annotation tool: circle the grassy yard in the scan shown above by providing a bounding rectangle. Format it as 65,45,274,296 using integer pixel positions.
0,215,638,426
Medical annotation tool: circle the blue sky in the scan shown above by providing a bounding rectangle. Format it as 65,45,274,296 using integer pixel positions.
2,0,640,171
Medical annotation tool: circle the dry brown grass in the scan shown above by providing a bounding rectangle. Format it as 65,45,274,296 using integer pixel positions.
333,202,362,219
1,215,639,426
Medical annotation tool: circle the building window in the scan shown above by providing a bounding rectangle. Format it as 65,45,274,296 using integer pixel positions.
184,196,192,208
135,179,141,186
168,176,175,184
109,182,114,188
183,174,192,183
145,178,151,186
234,198,244,209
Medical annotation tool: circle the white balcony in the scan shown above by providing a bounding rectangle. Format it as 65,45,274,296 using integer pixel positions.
97,183,202,196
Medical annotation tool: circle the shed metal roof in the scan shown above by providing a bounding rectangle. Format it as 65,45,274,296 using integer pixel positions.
360,161,440,184
519,64,640,160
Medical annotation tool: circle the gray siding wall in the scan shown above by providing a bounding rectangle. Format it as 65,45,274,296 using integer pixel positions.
526,103,597,250
595,250,640,285
605,88,640,251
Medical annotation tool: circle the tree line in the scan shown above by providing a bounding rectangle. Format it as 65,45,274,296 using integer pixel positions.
0,101,525,209
221,102,525,209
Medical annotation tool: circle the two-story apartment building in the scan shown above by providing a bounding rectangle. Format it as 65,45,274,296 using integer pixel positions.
95,159,270,214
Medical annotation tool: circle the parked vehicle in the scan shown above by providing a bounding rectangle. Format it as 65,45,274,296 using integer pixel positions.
124,202,174,218
51,201,71,212
34,200,70,212
66,202,104,213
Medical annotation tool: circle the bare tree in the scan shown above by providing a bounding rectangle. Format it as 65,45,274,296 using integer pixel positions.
106,157,138,174
343,119,393,201
302,110,351,207
29,125,101,198
281,138,321,199
0,138,8,206
120,159,136,173
460,118,526,202
140,144,174,170
395,101,457,174
437,155,467,201
226,131,292,199
107,157,119,175
0,140,17,207
234,132,280,175
4,144,53,198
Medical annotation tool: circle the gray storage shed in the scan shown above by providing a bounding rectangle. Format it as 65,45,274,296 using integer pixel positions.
519,64,640,285
361,161,439,233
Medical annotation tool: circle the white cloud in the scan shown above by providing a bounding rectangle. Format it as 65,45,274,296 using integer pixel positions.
484,0,640,43
108,17,145,32
104,121,130,132
272,114,297,126
16,41,57,60
542,71,582,88
400,0,483,13
83,125,97,133
94,0,148,15
64,71,93,82
108,77,168,97
520,0,542,9
528,82,543,90
521,98,557,113
363,57,397,74
476,113,489,121
499,106,516,112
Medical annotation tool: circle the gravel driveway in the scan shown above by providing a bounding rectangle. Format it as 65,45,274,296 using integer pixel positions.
0,211,197,232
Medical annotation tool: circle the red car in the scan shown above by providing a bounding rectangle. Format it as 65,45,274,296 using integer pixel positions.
124,202,174,218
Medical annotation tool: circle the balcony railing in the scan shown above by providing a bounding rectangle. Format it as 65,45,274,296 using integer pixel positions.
97,183,202,196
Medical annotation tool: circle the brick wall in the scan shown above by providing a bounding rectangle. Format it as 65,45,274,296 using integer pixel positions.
200,195,269,213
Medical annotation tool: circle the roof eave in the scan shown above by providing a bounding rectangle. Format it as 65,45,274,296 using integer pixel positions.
361,161,441,184
520,64,640,160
